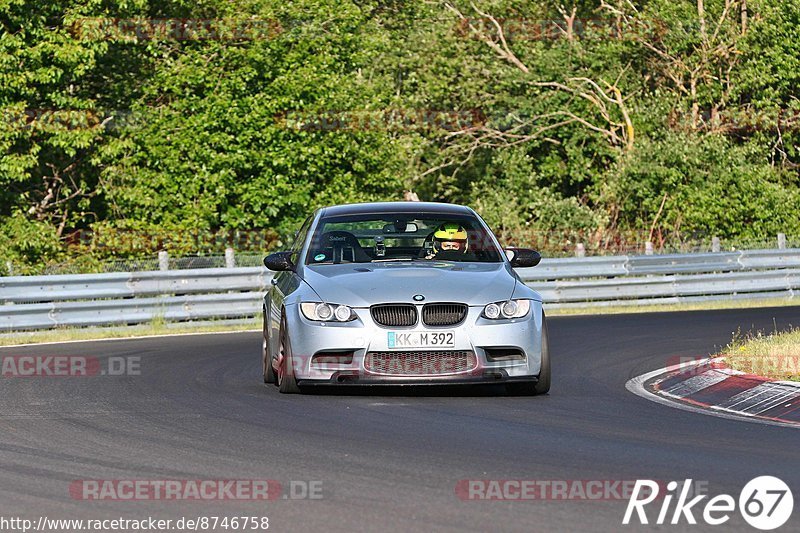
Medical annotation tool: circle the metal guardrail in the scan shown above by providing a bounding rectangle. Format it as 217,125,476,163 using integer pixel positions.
1,267,269,303
2,248,799,330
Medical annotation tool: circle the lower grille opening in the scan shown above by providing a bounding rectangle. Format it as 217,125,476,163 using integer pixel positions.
311,351,354,368
365,350,477,375
484,348,526,362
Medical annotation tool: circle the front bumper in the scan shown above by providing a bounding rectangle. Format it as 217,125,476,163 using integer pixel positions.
284,303,543,384
298,371,539,387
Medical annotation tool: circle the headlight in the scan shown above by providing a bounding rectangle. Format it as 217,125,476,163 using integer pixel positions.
484,303,501,319
300,302,356,322
334,304,352,321
482,299,530,319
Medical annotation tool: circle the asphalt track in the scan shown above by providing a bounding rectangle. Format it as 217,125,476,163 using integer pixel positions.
1,307,799,532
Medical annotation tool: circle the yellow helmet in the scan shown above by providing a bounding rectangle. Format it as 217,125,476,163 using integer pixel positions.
433,223,468,253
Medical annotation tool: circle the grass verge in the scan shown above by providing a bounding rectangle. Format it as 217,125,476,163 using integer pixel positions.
546,297,800,316
0,317,260,347
722,328,800,382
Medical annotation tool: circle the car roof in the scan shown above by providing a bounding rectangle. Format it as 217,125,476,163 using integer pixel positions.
319,201,473,218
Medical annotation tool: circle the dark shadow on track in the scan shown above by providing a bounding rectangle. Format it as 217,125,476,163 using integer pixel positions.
284,383,516,397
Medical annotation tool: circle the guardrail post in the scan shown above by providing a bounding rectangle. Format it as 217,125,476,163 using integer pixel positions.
645,241,654,255
225,247,236,268
575,243,585,257
158,250,169,271
712,237,720,253
778,233,786,249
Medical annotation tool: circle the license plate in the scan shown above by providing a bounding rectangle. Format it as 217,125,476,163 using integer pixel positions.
387,331,455,349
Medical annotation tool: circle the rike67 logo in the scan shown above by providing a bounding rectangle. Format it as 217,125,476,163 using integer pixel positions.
624,477,793,530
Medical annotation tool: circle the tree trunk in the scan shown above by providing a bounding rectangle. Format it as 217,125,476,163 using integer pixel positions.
697,0,707,42
741,0,748,33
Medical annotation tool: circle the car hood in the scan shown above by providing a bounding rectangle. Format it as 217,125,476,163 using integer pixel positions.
302,262,517,307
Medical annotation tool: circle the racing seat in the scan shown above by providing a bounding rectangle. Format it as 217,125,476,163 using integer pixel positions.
316,231,372,263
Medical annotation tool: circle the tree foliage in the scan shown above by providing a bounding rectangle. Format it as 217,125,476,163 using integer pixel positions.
1,0,798,271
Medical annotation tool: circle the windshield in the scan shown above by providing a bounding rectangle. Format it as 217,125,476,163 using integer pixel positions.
305,212,503,264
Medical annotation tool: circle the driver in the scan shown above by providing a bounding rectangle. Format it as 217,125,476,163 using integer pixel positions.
424,223,469,259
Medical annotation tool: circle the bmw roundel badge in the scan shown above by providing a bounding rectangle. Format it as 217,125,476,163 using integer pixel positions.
413,294,425,301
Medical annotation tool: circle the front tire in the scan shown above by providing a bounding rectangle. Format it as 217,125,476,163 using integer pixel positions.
507,313,550,396
263,311,276,384
277,315,301,394
263,340,277,384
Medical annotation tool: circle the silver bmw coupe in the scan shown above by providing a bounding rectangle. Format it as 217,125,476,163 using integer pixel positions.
261,202,549,394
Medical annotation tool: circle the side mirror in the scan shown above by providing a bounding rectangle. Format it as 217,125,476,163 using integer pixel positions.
506,248,541,268
263,251,294,271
